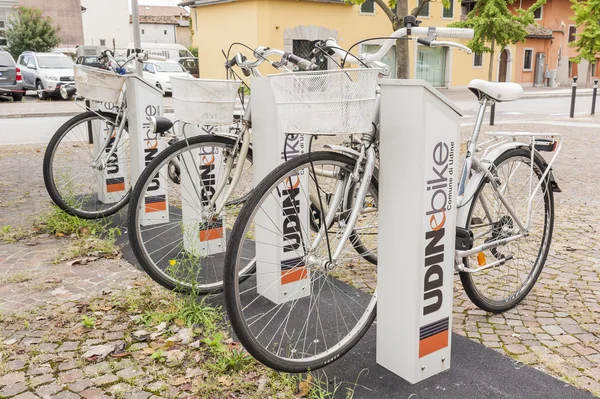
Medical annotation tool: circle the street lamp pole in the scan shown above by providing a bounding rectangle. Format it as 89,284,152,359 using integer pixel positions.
131,0,143,76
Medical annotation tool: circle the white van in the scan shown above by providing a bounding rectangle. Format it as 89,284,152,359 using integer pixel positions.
126,43,194,61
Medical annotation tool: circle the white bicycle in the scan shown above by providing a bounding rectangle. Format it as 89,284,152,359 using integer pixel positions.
223,20,562,372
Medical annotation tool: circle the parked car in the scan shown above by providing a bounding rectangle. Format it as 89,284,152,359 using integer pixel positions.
127,43,194,61
75,55,106,69
0,50,24,101
17,52,75,100
179,57,199,78
142,60,194,94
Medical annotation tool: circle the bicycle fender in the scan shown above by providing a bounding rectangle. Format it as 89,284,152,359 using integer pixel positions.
323,144,361,159
457,141,560,228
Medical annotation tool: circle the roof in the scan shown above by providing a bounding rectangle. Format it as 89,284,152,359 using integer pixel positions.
181,0,344,6
138,5,189,17
526,24,553,39
130,14,182,25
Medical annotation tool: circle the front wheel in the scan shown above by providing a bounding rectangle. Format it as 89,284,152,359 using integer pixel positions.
460,148,554,313
128,134,254,295
43,111,131,219
224,151,379,373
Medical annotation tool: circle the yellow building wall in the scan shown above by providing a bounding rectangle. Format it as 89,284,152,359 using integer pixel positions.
193,0,516,87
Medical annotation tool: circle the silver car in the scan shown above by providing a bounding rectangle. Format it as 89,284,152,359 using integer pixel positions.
0,50,24,101
17,52,75,100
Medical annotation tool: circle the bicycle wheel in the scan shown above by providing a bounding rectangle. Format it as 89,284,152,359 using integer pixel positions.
224,151,379,373
128,134,254,294
460,148,554,313
43,111,131,219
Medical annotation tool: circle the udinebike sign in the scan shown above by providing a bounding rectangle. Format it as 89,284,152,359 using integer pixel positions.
250,78,311,305
126,75,169,226
181,124,227,256
377,80,461,384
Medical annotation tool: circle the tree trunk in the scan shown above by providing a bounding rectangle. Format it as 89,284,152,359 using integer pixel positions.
395,1,410,78
488,36,495,82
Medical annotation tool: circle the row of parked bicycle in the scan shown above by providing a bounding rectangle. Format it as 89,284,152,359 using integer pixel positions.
41,19,562,373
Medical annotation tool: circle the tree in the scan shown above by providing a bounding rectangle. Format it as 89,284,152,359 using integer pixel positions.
346,0,446,78
450,0,544,81
6,6,61,60
569,0,600,86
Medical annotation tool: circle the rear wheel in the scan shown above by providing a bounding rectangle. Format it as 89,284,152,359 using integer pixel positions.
224,151,378,373
128,134,254,294
43,111,131,219
460,148,554,313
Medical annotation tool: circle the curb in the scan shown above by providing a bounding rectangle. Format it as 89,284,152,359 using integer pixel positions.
0,107,176,119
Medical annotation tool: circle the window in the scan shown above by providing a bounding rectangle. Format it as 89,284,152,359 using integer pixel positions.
568,61,578,78
360,0,375,14
164,30,167,35
568,26,576,43
473,52,483,68
443,0,454,18
292,40,328,70
461,0,476,16
0,10,6,47
141,29,145,34
99,39,106,46
533,5,542,19
592,61,597,78
523,49,533,70
0,38,6,46
417,0,429,16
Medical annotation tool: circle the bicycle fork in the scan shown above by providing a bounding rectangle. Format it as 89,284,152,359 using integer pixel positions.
308,145,377,269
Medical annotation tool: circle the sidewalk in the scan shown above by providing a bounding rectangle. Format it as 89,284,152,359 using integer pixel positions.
441,85,594,102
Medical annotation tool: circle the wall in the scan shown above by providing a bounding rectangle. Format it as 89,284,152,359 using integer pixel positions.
176,25,191,48
20,0,84,52
81,0,130,50
130,23,177,44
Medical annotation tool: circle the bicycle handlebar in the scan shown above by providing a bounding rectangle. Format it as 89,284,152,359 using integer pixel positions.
324,26,474,65
226,46,319,76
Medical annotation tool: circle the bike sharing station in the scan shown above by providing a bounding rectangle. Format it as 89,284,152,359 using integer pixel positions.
251,76,461,383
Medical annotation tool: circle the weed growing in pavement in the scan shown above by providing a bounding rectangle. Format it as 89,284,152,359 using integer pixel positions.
81,315,96,329
0,225,30,243
35,205,122,261
1,272,33,284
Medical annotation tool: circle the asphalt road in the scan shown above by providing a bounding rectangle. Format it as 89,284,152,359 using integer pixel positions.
0,94,597,145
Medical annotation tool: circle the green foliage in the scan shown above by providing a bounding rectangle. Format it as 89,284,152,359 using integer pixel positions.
450,0,543,54
569,0,600,65
81,315,96,328
188,46,198,58
6,6,61,60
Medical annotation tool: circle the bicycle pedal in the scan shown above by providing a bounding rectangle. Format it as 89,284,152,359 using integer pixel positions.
455,227,473,250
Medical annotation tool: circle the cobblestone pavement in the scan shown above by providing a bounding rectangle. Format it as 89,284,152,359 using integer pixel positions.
1,115,600,397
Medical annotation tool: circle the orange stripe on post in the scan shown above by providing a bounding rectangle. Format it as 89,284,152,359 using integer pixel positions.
281,267,308,285
419,330,448,358
107,183,125,192
145,202,166,213
199,227,224,242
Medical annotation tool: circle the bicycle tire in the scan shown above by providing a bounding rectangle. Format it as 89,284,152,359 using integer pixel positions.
43,111,131,219
128,134,254,294
460,147,554,313
224,150,378,373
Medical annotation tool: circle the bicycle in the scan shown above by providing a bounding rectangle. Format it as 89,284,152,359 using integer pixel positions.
223,20,562,373
126,46,350,295
42,49,163,219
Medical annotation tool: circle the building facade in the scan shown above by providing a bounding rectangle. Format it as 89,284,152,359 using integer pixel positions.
81,0,130,50
130,5,189,45
19,0,84,52
0,0,18,47
188,0,499,87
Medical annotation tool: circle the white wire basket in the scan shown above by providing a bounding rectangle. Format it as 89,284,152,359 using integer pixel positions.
74,65,126,105
269,69,380,135
172,77,242,125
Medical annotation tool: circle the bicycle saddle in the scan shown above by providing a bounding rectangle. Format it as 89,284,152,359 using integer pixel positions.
468,79,523,102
